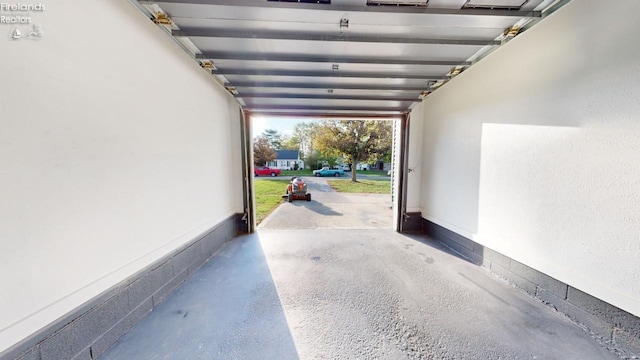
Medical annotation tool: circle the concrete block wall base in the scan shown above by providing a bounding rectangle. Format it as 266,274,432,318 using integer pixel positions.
399,212,424,233
2,214,242,360
422,217,640,358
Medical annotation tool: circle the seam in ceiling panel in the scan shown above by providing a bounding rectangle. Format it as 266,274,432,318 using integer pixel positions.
463,0,529,10
268,0,331,3
367,0,430,7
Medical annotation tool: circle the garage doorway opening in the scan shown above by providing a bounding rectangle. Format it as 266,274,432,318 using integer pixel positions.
242,112,409,232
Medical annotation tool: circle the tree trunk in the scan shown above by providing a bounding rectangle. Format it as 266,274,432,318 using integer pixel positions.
351,155,358,182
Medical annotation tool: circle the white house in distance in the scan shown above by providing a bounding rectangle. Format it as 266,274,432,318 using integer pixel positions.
267,150,304,170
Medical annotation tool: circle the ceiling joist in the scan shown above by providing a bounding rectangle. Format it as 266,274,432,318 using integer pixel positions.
235,93,422,102
246,111,404,119
142,0,541,18
249,104,407,112
195,52,471,67
173,29,501,47
214,69,449,80
226,81,430,91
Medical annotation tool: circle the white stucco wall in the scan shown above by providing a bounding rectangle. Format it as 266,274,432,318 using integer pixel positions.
414,0,640,317
0,0,243,352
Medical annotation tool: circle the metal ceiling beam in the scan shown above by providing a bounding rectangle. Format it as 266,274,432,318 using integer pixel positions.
215,69,448,80
520,0,571,34
173,29,501,47
247,105,407,112
227,81,429,91
236,93,421,102
246,111,404,120
142,0,541,17
196,52,470,67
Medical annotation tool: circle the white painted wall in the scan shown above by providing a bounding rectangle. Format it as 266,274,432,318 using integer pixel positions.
406,112,424,213
413,0,640,317
0,0,243,352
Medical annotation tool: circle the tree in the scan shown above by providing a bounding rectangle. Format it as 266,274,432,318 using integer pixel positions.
261,129,283,149
305,150,322,170
292,121,325,167
292,122,318,161
313,128,341,167
253,137,276,166
315,120,392,182
280,135,300,151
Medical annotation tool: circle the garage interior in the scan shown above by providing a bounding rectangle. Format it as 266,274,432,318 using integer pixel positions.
2,0,640,359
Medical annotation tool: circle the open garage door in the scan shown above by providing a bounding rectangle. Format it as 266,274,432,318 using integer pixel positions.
131,0,564,117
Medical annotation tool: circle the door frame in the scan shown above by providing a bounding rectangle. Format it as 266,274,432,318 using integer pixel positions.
240,112,410,233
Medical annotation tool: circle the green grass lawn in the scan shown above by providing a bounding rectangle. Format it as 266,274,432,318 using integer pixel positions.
355,169,388,176
327,179,390,194
254,180,286,224
281,169,313,176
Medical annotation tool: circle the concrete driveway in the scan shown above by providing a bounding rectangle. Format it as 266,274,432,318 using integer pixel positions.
258,176,392,230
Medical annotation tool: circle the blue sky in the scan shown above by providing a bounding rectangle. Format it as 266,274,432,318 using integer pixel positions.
252,116,315,138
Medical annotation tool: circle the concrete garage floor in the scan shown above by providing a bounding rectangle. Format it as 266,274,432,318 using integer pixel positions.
101,177,618,359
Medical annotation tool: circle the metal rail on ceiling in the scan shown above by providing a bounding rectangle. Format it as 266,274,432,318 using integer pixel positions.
173,29,502,47
235,93,422,102
213,69,449,80
195,52,471,66
141,0,541,17
226,82,431,91
245,111,404,120
248,104,407,112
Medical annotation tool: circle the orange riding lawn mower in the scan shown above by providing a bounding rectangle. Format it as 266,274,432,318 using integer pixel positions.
283,177,311,202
